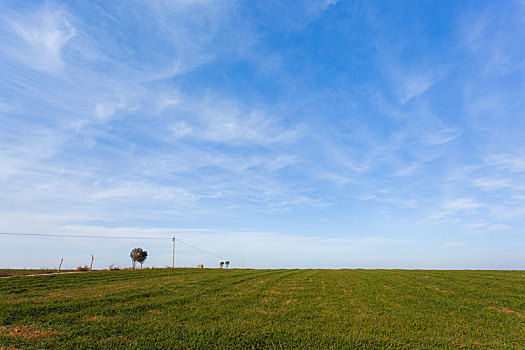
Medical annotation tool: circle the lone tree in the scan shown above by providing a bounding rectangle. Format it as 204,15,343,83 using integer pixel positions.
219,261,224,269
225,261,230,268
130,248,148,269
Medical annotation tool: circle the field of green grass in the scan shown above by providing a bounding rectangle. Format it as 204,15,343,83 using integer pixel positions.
0,269,77,278
0,269,523,349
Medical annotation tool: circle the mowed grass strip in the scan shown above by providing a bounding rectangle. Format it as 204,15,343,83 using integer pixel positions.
0,269,76,278
0,269,523,349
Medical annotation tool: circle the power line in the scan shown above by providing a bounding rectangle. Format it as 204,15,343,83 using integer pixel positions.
0,232,167,240
175,237,240,263
0,231,241,264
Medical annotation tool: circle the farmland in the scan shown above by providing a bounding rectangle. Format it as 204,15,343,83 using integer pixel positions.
0,269,523,349
0,269,75,278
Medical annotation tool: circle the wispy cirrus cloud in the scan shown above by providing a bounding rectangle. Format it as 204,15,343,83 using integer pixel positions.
443,198,481,211
169,98,304,145
395,68,446,104
2,4,75,73
422,128,462,146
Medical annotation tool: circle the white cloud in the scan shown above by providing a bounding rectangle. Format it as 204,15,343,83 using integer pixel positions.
460,9,525,75
393,163,418,177
158,95,181,111
169,98,303,145
464,221,511,233
170,121,193,138
489,205,525,221
487,224,509,231
94,101,128,121
485,153,525,173
443,198,480,211
319,172,354,185
312,0,339,12
399,70,439,104
3,5,76,73
423,128,462,145
472,177,511,190
431,198,482,221
464,221,488,229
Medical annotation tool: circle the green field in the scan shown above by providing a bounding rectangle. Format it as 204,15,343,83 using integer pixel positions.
1,269,523,349
0,269,77,278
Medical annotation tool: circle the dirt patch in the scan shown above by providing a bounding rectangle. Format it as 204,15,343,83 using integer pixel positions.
108,283,136,291
426,286,455,294
0,325,64,340
489,306,524,318
257,309,268,315
289,286,305,290
102,335,131,344
147,310,162,314
85,316,101,322
48,293,73,299
8,297,42,305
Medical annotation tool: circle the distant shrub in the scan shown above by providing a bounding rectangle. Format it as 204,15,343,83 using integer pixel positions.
76,266,89,272
109,264,120,271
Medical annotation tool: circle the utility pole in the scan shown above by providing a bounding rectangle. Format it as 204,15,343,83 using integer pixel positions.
172,236,176,268
90,255,94,271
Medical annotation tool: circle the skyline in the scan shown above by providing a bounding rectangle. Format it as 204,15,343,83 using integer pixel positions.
1,0,524,269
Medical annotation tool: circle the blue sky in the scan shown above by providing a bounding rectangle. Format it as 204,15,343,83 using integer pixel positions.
1,0,524,269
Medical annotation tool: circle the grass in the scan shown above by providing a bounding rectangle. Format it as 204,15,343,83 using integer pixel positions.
0,269,523,349
0,269,76,278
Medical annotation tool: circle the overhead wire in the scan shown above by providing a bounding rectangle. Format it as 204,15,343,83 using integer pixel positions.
0,232,167,240
0,231,241,263
174,237,241,263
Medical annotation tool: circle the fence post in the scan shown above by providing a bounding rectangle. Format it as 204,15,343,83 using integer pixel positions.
58,258,63,274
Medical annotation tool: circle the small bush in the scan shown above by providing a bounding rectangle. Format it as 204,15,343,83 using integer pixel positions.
76,266,89,271
109,264,120,271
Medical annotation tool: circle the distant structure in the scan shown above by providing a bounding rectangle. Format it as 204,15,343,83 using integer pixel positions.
197,264,204,268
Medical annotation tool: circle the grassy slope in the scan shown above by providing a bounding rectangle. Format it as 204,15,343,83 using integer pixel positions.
0,270,77,277
0,269,523,349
